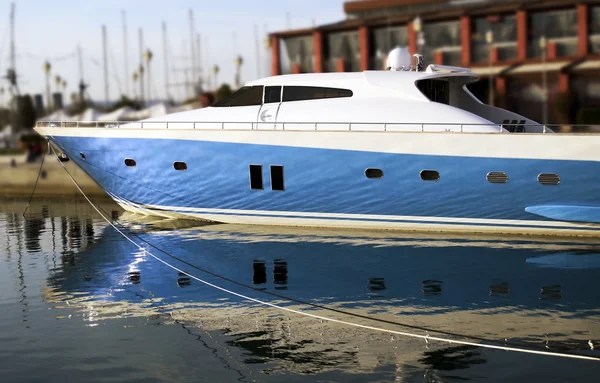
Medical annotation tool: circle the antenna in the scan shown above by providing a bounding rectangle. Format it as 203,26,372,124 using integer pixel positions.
162,21,170,100
196,33,202,93
254,25,261,79
102,25,109,105
77,44,87,104
189,9,196,84
8,2,19,95
122,10,129,97
138,28,145,106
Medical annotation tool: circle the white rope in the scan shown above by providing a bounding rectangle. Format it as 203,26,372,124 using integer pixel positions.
50,146,599,362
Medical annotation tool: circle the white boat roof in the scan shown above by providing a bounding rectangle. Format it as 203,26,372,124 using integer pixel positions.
245,67,479,101
247,67,479,87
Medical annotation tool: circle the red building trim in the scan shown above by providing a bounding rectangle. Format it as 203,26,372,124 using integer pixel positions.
559,73,569,93
336,58,346,72
517,10,527,61
359,26,370,71
313,31,323,73
460,16,471,67
408,21,417,55
547,42,557,60
270,35,281,76
291,63,301,74
434,51,444,65
578,4,589,56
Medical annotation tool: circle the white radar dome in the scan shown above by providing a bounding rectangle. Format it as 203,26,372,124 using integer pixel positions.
386,47,411,71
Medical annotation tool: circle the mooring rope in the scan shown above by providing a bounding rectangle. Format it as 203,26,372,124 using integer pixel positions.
22,142,48,217
49,145,599,362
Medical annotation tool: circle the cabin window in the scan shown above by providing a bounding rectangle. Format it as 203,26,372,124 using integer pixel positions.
174,162,187,171
264,86,282,103
417,80,450,105
282,86,353,102
487,172,508,184
270,165,285,191
249,165,263,190
365,168,384,179
538,173,560,185
124,158,136,167
213,86,264,107
420,170,440,181
80,152,86,160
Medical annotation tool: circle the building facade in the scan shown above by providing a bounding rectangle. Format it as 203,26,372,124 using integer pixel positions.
270,0,600,125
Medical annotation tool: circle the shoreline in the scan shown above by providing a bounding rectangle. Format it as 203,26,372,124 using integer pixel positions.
0,153,109,198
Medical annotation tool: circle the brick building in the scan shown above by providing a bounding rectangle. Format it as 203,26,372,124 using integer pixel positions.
269,0,600,125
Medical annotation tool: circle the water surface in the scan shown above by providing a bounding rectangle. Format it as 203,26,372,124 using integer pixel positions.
1,197,600,382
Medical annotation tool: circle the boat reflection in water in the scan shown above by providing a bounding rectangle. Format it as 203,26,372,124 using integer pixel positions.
4,200,600,380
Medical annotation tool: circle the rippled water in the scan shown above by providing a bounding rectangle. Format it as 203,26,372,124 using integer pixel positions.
2,197,600,382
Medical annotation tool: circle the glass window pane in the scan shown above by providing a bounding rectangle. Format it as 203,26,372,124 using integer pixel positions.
213,86,263,107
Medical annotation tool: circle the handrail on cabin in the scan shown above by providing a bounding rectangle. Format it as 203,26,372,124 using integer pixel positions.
35,120,600,134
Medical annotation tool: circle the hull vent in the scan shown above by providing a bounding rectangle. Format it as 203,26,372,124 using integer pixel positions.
487,172,508,184
538,173,560,185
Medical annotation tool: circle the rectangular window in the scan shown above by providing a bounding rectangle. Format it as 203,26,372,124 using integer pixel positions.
264,86,282,103
270,165,285,191
282,86,353,102
249,165,263,190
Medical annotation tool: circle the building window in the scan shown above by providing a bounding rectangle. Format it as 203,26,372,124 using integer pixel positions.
422,20,461,66
213,86,263,107
264,86,282,103
173,162,187,171
420,170,440,181
528,9,578,58
280,35,315,74
326,31,359,72
249,165,263,190
124,158,136,167
487,171,508,184
282,86,353,102
365,168,384,179
591,6,600,53
270,165,285,191
471,15,517,63
538,173,560,185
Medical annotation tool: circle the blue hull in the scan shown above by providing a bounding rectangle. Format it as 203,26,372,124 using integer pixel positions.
49,135,600,236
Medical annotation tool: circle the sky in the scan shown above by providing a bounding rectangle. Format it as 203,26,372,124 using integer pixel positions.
0,0,346,105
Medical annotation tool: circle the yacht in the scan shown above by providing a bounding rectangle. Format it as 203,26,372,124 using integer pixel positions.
35,49,600,237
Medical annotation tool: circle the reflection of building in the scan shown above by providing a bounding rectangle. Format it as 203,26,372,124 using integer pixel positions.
270,0,600,124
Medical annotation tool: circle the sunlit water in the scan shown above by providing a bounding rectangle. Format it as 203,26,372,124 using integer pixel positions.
1,197,600,382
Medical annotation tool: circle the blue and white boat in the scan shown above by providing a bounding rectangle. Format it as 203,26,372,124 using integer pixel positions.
35,49,600,237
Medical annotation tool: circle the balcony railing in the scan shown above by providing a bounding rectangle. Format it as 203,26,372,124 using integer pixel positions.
36,121,600,134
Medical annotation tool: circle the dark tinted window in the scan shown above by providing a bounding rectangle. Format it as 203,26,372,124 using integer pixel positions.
282,86,353,102
264,86,282,103
249,165,263,190
213,86,263,107
417,80,449,105
270,165,285,191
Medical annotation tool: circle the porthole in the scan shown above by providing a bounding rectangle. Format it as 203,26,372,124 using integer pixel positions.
420,170,440,182
487,171,508,184
79,152,86,160
365,168,384,179
538,173,560,185
124,158,136,167
173,161,187,171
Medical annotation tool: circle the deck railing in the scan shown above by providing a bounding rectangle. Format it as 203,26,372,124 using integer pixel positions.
35,120,600,134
